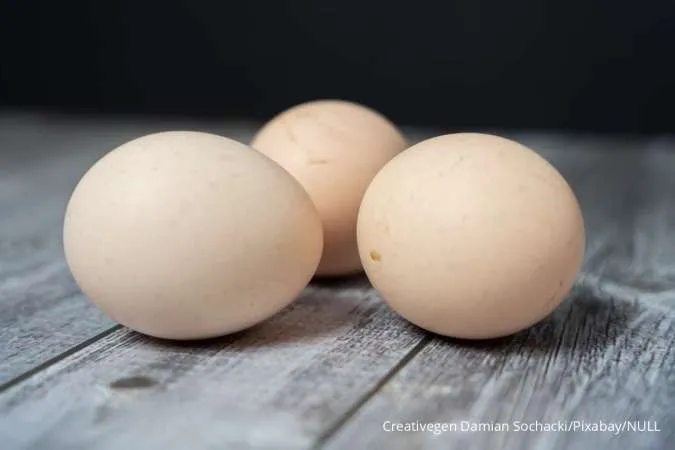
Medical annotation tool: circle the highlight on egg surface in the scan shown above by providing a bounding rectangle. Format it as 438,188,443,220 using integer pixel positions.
63,131,323,340
357,132,585,339
251,99,408,277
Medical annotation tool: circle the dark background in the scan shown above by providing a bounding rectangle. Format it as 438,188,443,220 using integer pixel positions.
1,1,674,132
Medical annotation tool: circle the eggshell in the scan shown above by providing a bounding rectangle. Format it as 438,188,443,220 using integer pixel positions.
357,133,585,339
64,131,323,340
251,100,407,276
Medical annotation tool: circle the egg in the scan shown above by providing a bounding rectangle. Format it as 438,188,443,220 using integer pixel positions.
63,131,323,340
251,100,408,276
357,133,585,339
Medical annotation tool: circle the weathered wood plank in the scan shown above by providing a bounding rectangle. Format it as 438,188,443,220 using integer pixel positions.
0,278,424,450
4,116,675,450
322,135,675,449
0,118,113,383
325,295,675,450
0,114,261,383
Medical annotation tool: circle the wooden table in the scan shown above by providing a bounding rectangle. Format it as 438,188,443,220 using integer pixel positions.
1,113,674,450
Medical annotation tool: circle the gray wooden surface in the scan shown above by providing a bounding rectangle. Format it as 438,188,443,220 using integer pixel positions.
1,113,674,450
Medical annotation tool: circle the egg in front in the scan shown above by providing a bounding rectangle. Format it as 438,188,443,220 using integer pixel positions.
64,131,323,340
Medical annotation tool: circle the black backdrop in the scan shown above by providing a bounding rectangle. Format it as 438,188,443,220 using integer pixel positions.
1,1,674,132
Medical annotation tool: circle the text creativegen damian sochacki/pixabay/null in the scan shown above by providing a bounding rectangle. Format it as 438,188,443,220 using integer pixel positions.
382,420,661,436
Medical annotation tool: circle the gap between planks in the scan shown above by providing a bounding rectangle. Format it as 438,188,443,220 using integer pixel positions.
0,325,122,393
0,280,430,450
312,336,432,449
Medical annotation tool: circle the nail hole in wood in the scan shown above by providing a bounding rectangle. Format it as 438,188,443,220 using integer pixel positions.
109,376,157,389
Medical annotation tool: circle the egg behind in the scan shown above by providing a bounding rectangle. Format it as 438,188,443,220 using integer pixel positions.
64,131,323,340
252,100,408,276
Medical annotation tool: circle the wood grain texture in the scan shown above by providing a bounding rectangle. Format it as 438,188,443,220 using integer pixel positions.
324,134,675,450
2,115,675,450
0,116,113,383
0,114,262,383
0,279,424,450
